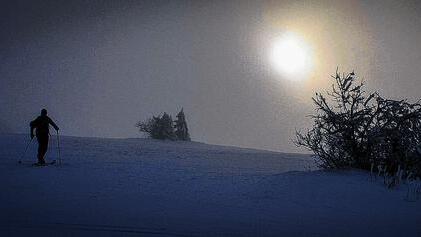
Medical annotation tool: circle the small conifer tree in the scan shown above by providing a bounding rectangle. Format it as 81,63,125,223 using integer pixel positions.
174,108,190,141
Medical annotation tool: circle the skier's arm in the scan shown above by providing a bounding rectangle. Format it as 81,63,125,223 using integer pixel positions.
48,118,59,131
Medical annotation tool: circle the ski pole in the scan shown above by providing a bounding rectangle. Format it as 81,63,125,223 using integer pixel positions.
57,130,62,166
19,137,34,164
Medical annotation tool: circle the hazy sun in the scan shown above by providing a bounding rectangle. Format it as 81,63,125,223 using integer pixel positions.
270,32,313,80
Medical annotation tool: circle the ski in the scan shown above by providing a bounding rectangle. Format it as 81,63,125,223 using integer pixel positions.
31,160,57,167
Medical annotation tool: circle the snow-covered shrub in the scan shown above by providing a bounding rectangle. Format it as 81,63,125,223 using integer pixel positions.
296,70,421,179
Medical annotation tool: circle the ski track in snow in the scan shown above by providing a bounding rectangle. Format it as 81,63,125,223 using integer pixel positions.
0,134,420,237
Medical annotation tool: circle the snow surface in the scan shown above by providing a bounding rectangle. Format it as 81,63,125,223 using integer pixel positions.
0,134,420,237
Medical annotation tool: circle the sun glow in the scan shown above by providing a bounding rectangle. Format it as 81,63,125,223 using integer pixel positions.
270,32,313,80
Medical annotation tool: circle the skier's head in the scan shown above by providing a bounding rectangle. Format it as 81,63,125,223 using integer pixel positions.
41,109,47,116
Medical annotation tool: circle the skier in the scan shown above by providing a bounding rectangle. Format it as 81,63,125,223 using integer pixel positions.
30,109,59,165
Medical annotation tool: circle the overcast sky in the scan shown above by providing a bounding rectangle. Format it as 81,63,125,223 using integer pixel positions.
1,0,420,152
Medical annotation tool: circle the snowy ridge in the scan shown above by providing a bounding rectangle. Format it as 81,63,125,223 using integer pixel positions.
0,134,420,237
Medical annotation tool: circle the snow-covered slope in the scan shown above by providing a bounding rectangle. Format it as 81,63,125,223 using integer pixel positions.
0,134,419,236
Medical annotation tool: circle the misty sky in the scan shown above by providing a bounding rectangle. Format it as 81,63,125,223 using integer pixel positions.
1,0,421,152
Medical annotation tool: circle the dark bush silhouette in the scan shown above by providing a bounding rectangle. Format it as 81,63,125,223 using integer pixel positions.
137,109,190,141
137,112,175,140
296,70,421,180
372,97,421,178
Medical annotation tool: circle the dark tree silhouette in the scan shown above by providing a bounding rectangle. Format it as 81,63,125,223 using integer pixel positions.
174,108,190,141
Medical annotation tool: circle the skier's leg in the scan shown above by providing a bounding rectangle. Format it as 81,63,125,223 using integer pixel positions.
37,137,43,164
37,135,48,164
43,137,49,162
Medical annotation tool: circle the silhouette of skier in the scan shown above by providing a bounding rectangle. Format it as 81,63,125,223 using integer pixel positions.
30,109,59,165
